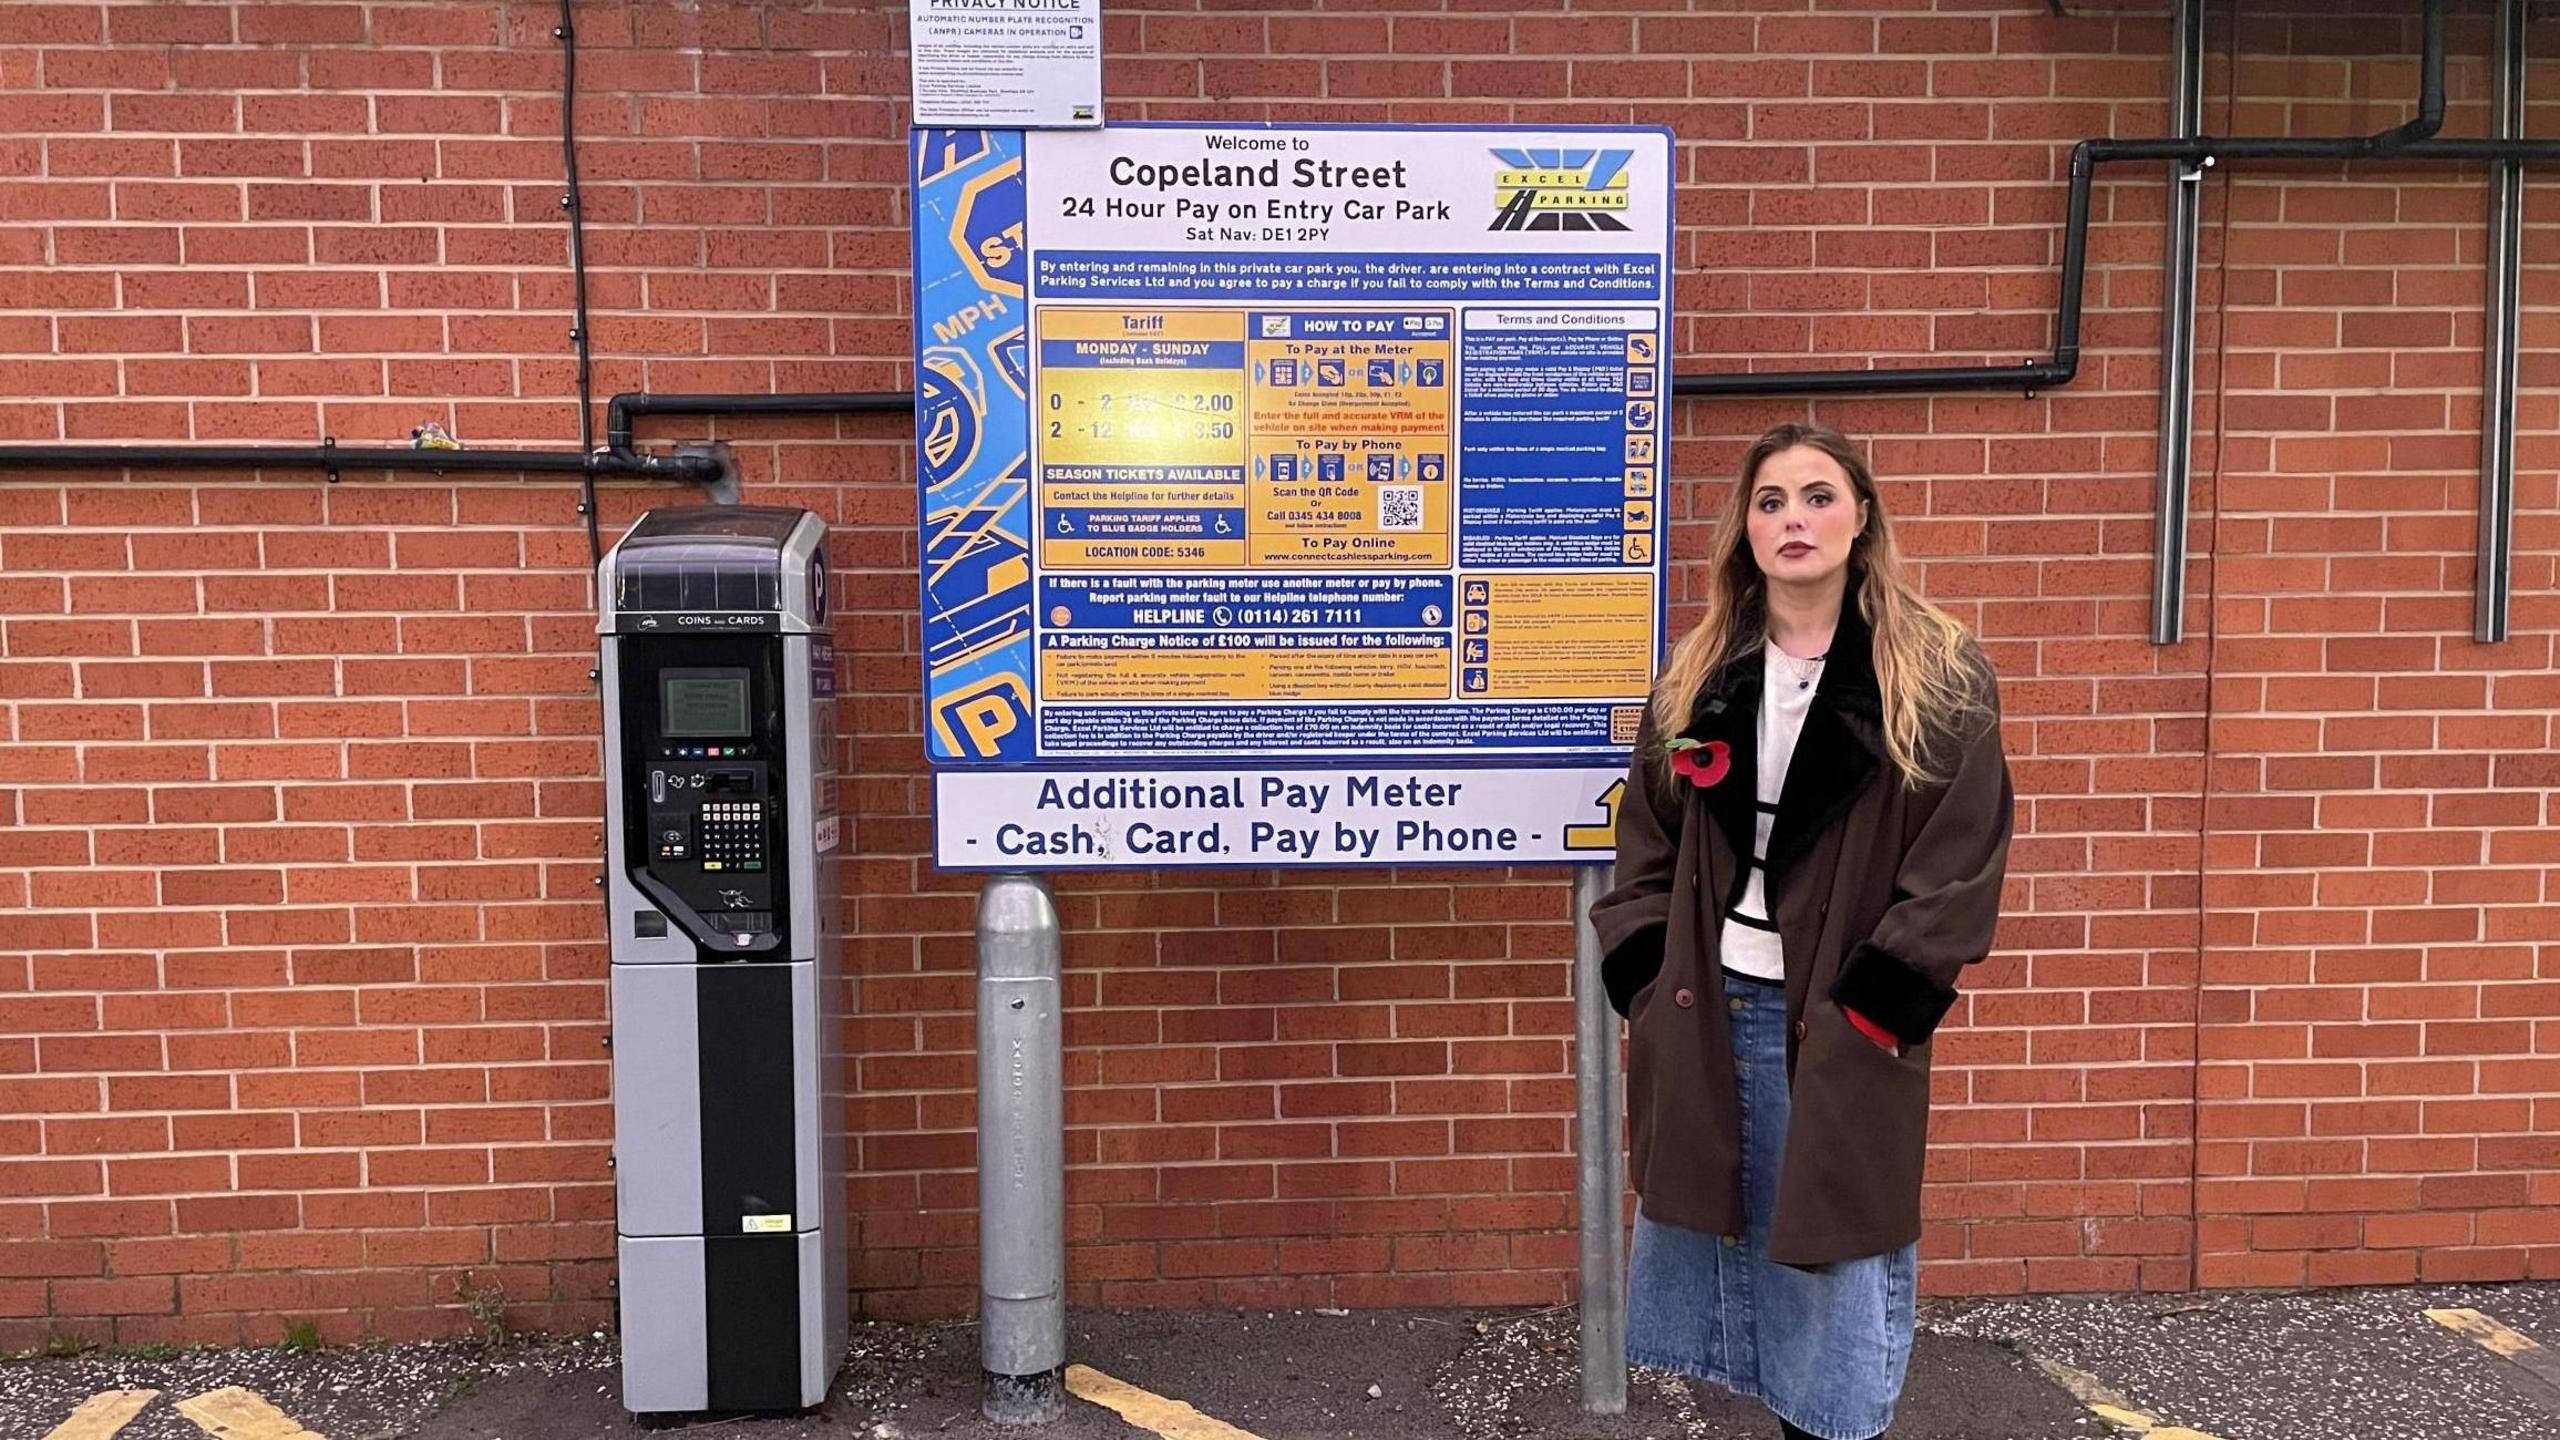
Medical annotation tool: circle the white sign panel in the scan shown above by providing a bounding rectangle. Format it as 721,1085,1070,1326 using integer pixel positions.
1027,125,1674,261
935,767,1628,869
909,0,1102,129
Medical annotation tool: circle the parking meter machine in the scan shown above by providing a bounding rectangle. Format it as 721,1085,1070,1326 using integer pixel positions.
598,506,845,1415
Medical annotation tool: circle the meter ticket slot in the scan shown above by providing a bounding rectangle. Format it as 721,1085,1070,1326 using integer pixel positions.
598,508,847,1417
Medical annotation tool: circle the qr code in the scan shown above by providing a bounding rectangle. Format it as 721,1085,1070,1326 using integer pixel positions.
1379,486,1422,531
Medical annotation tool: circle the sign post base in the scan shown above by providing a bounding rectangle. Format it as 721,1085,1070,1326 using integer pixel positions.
978,872,1066,1424
1574,862,1627,1414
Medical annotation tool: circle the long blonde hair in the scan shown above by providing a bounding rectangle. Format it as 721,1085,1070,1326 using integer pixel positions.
1649,422,1992,786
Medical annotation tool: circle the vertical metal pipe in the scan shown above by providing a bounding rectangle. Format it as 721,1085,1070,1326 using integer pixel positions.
1573,862,1626,1415
2477,0,2526,644
978,872,1065,1424
2150,0,2209,646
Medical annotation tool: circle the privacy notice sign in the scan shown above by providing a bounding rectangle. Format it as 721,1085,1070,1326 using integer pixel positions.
914,123,1671,868
908,0,1102,129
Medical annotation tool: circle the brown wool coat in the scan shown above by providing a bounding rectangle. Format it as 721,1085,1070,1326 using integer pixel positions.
1591,602,2016,1267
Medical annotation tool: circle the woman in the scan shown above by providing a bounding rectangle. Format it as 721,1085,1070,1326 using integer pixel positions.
1592,422,2015,1440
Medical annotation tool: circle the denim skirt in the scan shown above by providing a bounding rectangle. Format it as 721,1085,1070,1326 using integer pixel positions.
1625,975,1917,1440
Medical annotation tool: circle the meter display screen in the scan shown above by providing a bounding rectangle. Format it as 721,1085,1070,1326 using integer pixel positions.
661,669,750,737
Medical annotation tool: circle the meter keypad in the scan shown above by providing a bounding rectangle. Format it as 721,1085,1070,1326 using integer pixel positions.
697,800,767,873
637,757,776,947
620,635,783,955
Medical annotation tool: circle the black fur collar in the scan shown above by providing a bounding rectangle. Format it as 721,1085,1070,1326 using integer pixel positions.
1678,591,1885,897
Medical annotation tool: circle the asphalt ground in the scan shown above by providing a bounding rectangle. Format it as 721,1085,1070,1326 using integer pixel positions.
9,1281,2557,1440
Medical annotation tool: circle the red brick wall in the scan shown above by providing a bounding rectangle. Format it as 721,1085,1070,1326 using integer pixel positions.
2188,3,2560,1288
1,1,2552,1344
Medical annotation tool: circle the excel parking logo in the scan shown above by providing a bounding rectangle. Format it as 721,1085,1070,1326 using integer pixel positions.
1490,148,1633,232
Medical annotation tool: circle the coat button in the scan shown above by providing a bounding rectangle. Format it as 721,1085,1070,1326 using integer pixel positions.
1794,1020,1807,1040
1673,987,1694,1008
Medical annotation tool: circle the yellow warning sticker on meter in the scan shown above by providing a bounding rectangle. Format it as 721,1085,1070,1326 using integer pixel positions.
742,1214,792,1233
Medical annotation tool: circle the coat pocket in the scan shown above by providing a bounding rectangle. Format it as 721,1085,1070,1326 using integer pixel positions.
1771,999,1934,1256
1622,937,1704,1210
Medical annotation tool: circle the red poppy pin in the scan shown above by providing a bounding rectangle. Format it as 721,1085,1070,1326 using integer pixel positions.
1665,737,1731,788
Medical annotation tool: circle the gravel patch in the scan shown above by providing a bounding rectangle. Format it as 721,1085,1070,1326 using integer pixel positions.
1423,1306,2090,1440
1930,1280,2560,1440
1428,1309,1594,1438
9,1288,2550,1439
2,1333,617,1440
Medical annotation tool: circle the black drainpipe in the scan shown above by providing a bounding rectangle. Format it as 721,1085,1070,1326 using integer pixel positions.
0,442,717,484
556,0,606,563
604,391,910,454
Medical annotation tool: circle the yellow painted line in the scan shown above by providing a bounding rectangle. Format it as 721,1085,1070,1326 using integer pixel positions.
2031,1356,2229,1440
2428,1307,2560,1395
171,1387,327,1440
1066,1363,1264,1440
2428,1307,2540,1358
2033,1355,2158,1431
41,1390,159,1440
